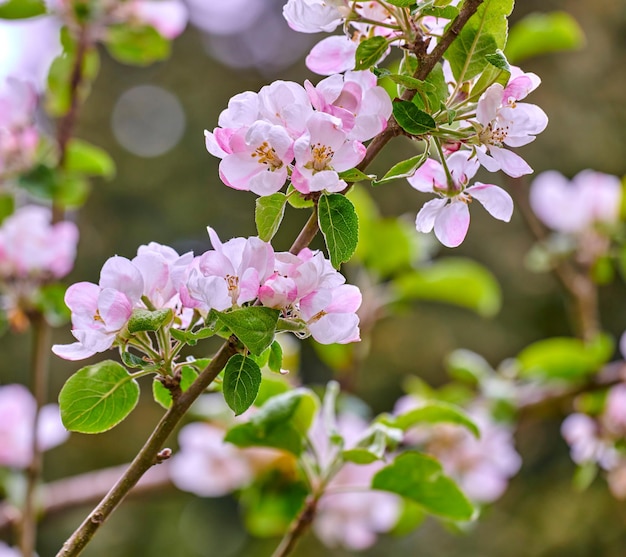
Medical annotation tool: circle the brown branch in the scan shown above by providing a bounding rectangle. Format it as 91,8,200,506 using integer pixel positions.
270,495,320,557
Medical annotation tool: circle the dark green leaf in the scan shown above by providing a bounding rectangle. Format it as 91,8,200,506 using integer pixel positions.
372,451,476,521
65,138,116,179
318,193,359,268
255,193,287,242
223,354,262,415
0,0,45,19
393,258,501,317
58,360,140,434
127,308,172,334
355,36,388,70
374,151,429,185
337,168,376,183
392,101,436,136
393,401,480,437
387,74,436,93
216,307,279,355
0,194,14,224
485,49,510,71
105,25,170,66
505,11,585,64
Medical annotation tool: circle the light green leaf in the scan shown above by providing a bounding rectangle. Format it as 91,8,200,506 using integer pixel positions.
517,334,613,381
385,0,415,7
444,0,514,82
223,354,262,415
0,194,14,224
318,193,359,268
374,151,429,185
0,0,45,19
421,5,459,19
65,138,116,179
392,101,437,136
216,307,280,355
286,184,314,208
393,258,501,317
387,74,436,93
59,361,140,434
355,36,388,70
105,25,171,66
393,401,480,438
127,308,172,334
152,365,199,409
255,193,287,242
338,168,376,183
372,452,476,521
445,349,493,384
268,340,283,373
505,11,585,64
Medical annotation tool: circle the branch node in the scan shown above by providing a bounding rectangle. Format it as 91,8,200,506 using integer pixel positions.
155,448,172,464
90,512,104,524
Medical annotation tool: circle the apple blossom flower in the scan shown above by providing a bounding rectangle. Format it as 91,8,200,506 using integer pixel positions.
474,70,548,177
305,70,392,141
305,35,357,76
0,542,19,557
529,170,621,234
0,383,69,469
129,0,188,39
408,151,513,248
292,112,366,194
282,0,346,33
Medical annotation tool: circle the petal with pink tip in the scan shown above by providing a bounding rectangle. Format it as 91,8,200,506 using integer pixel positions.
467,183,514,222
433,200,470,248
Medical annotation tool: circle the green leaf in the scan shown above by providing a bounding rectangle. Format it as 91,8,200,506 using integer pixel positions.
387,74,436,93
355,36,388,70
342,448,380,465
0,0,45,19
34,284,71,327
225,388,319,455
485,49,510,71
105,25,171,66
170,326,215,346
223,354,262,415
393,401,480,438
445,349,493,384
372,452,476,521
385,0,415,6
286,184,314,208
17,164,90,208
58,360,140,434
393,258,501,317
152,365,199,409
255,193,287,242
268,341,283,373
127,308,172,334
65,138,116,179
337,168,376,183
421,5,459,19
318,193,359,268
216,307,280,355
517,334,614,381
444,0,514,82
0,194,14,224
392,101,436,136
374,151,429,185
505,11,585,64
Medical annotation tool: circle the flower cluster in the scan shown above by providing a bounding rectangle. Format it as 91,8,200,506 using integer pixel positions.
53,227,362,361
0,78,39,178
205,70,391,196
0,383,68,469
395,396,522,504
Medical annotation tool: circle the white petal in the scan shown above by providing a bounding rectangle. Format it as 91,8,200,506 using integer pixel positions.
467,183,514,222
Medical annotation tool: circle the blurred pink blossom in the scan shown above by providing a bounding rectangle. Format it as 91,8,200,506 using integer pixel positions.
0,383,69,469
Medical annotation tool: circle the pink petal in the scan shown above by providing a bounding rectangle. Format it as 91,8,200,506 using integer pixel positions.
415,198,447,233
467,183,514,222
434,200,470,248
306,36,357,76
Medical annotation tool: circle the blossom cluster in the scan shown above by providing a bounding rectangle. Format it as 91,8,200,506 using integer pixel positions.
205,70,392,196
53,227,362,361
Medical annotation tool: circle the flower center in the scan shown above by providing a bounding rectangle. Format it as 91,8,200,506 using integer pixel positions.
479,120,510,147
251,141,283,171
309,143,334,172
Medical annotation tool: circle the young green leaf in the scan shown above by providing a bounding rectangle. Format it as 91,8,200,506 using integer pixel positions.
58,360,140,434
374,151,429,185
255,192,287,241
337,168,376,183
385,0,415,7
393,401,480,438
318,193,359,268
216,307,280,355
392,101,436,136
355,36,388,70
372,452,476,521
0,0,46,19
223,354,262,415
65,138,116,179
105,25,171,66
127,308,172,334
268,340,283,373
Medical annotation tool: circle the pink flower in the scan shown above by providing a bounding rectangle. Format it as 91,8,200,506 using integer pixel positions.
282,0,345,33
292,112,366,194
408,151,513,247
130,0,188,39
52,256,144,360
529,170,621,234
0,384,68,469
305,35,357,76
474,70,548,177
0,205,78,280
561,413,617,469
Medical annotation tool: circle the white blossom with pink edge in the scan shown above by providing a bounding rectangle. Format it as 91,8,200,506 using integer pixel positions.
474,69,548,178
0,383,69,469
282,0,346,33
395,396,521,504
529,170,622,234
305,35,357,76
130,0,188,39
309,411,400,550
0,205,78,280
408,151,513,248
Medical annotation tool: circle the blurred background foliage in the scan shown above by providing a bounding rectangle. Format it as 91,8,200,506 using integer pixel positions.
2,0,626,555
